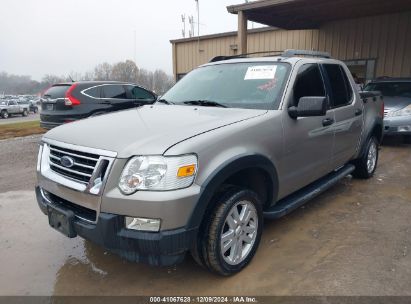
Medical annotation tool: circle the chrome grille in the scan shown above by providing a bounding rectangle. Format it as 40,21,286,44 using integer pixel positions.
384,110,389,117
48,144,100,184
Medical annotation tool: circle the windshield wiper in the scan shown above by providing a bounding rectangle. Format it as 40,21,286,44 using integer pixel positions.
156,98,174,105
183,100,227,108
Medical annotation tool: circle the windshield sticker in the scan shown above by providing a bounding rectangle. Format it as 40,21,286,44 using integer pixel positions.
244,66,277,80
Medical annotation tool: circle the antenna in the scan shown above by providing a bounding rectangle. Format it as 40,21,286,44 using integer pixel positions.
181,14,186,38
195,0,200,51
68,75,74,82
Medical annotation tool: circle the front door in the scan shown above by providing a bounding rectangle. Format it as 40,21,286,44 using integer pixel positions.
280,63,335,198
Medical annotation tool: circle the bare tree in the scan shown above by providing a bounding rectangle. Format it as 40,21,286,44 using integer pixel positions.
111,60,139,83
94,62,112,81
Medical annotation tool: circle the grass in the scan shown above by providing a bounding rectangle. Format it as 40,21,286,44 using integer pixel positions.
0,120,46,140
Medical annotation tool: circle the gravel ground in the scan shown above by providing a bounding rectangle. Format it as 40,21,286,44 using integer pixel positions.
0,134,41,192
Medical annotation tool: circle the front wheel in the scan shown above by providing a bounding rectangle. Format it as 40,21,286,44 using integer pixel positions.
192,187,263,276
352,136,379,179
22,109,28,117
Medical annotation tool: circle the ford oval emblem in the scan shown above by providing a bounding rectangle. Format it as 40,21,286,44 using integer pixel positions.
60,156,75,168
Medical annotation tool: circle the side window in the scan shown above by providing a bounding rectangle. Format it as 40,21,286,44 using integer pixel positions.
9,100,16,105
102,85,127,99
323,64,353,108
293,64,325,106
83,86,100,98
130,86,155,100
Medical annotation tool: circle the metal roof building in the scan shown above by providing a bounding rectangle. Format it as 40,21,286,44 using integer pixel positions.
170,0,411,82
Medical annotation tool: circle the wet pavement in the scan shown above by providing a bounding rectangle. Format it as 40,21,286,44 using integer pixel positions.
0,136,410,296
0,113,40,125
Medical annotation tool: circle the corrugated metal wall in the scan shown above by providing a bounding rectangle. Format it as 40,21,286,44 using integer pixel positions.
173,11,411,78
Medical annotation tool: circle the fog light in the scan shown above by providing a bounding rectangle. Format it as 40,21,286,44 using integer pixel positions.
398,125,411,132
125,216,161,232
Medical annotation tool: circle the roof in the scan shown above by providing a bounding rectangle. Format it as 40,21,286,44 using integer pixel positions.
170,27,277,44
227,0,411,29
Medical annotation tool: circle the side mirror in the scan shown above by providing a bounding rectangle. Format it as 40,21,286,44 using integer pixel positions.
288,96,327,119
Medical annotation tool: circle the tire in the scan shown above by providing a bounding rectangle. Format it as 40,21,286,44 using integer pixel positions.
352,136,379,179
33,107,38,114
1,110,9,119
22,109,28,117
403,135,411,144
192,186,263,276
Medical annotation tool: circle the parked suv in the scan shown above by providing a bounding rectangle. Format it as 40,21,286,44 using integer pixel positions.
40,81,157,129
364,78,411,140
36,50,383,275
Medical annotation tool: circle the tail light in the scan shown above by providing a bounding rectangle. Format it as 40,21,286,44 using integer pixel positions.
64,84,81,106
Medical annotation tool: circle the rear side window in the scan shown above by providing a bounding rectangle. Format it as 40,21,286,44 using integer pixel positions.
293,64,325,106
130,86,154,100
43,85,71,98
323,64,353,108
102,85,127,99
83,86,100,98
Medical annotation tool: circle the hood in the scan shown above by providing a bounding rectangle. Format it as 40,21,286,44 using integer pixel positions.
44,105,267,158
383,96,411,112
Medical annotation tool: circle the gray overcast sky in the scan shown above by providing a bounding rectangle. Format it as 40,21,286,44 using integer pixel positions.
0,0,254,80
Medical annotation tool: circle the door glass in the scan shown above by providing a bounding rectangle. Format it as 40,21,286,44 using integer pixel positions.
130,86,154,100
83,86,100,98
323,64,353,108
293,64,325,106
102,85,127,99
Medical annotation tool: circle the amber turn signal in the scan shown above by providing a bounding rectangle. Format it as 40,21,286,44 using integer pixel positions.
177,164,196,178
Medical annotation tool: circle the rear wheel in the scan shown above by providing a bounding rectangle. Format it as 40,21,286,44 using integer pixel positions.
1,110,9,119
352,136,379,179
22,109,28,117
403,135,411,144
192,187,263,276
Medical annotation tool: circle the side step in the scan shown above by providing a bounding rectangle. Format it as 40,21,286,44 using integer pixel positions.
264,164,355,219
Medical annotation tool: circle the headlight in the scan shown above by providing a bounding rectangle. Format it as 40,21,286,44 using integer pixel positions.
118,154,197,194
386,105,411,117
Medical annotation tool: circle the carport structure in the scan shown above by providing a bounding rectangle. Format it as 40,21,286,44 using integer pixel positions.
171,0,411,81
228,0,411,54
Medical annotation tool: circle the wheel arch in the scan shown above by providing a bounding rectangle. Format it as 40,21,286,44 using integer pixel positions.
186,154,278,230
358,118,383,159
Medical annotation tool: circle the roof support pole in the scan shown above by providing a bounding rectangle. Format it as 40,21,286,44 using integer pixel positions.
238,11,248,55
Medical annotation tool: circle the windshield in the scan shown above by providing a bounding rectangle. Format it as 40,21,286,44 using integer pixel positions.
161,62,290,110
364,82,411,97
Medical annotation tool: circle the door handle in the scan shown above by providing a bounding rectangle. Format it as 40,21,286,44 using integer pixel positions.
355,108,363,116
322,118,334,127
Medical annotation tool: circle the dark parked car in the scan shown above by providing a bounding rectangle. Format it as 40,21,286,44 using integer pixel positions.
364,78,411,141
40,81,157,129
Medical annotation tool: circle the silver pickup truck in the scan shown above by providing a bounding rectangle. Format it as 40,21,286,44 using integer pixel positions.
0,99,29,118
35,50,384,275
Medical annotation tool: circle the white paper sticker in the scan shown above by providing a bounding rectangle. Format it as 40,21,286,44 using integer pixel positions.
244,65,277,80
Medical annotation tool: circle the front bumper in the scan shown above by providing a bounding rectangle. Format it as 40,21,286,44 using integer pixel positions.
35,186,198,266
384,116,411,135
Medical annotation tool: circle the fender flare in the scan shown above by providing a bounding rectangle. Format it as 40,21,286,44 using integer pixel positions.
186,154,278,230
358,118,383,159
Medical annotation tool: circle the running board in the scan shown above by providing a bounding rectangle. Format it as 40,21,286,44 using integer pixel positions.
264,164,355,219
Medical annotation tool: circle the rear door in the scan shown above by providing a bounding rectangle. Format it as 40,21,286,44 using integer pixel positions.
322,64,363,168
42,85,72,112
281,63,335,196
101,84,134,111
